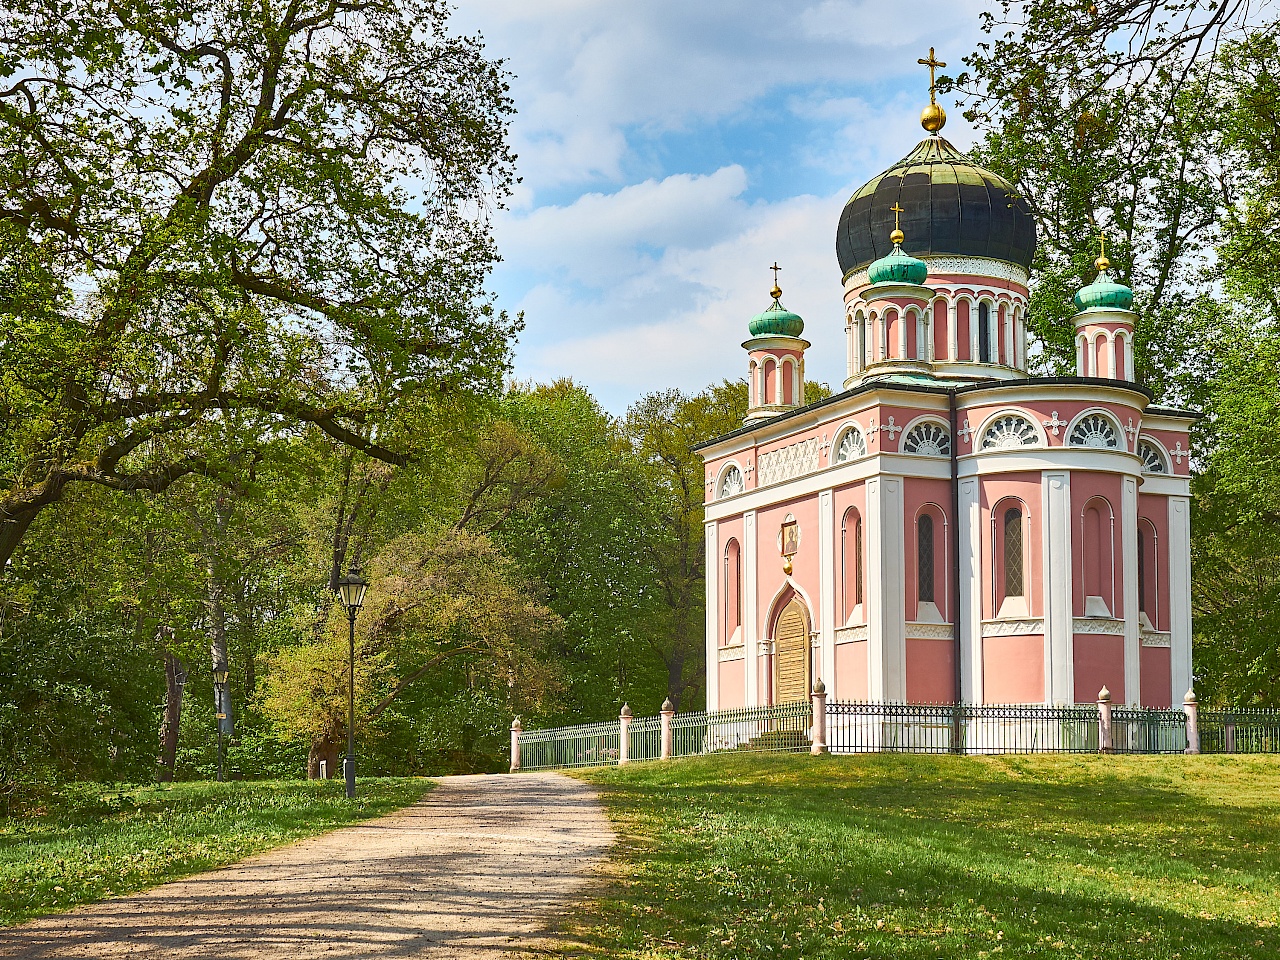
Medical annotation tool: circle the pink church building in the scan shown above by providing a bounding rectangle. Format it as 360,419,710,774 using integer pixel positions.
700,105,1195,712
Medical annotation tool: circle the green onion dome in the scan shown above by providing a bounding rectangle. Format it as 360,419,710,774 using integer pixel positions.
868,243,928,285
1074,257,1134,311
749,286,805,337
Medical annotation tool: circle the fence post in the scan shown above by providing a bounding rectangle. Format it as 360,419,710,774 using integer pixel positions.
1225,714,1236,754
660,698,675,760
510,717,522,773
810,678,829,755
1097,686,1112,754
619,703,632,765
1184,688,1200,755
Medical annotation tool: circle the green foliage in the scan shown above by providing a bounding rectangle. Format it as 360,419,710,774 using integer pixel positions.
570,753,1280,959
0,777,428,926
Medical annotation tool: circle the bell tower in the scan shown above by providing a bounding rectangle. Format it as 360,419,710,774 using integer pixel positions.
744,264,809,424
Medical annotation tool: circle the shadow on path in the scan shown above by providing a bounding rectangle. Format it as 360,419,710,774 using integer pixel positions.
0,773,612,959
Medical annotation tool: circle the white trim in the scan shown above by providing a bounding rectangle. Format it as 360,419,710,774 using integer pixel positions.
1122,476,1141,705
743,511,759,707
959,477,983,703
1044,471,1074,704
705,522,719,709
899,414,953,457
714,459,746,500
818,489,836,688
1137,434,1171,471
1168,497,1193,706
959,448,1141,478
832,421,869,464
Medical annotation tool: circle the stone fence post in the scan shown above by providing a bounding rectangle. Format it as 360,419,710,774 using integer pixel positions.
510,717,522,773
1097,686,1112,754
619,703,632,765
810,678,829,756
1184,688,1200,755
660,698,675,760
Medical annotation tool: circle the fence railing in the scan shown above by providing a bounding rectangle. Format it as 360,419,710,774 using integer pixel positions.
509,693,1280,772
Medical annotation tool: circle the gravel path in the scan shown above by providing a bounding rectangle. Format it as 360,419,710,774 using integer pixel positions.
0,772,613,959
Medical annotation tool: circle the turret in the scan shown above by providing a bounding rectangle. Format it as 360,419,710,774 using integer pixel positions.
858,215,934,379
744,269,809,424
1073,240,1136,381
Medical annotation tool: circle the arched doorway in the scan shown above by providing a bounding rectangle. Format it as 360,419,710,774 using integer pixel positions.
773,597,811,704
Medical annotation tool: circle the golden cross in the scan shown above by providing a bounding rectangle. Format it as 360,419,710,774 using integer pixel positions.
1095,229,1107,261
890,202,904,232
770,261,782,286
918,47,946,104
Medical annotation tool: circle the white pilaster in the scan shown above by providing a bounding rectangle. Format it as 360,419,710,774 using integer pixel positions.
705,521,719,711
898,312,908,360
743,511,759,707
1168,496,1193,704
958,477,982,702
818,489,836,687
867,476,906,701
947,301,958,360
1043,471,1074,704
1121,476,1140,705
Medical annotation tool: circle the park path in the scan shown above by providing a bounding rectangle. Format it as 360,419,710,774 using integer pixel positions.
0,772,613,960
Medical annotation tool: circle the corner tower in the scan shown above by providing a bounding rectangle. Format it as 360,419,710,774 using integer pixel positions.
744,269,809,424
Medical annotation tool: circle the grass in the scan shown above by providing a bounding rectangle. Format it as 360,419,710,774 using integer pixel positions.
567,753,1280,959
0,777,429,926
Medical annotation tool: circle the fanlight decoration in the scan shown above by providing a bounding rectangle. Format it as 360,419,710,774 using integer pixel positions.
1069,414,1119,449
834,426,867,463
1137,439,1167,474
902,422,951,457
981,415,1038,450
718,465,745,499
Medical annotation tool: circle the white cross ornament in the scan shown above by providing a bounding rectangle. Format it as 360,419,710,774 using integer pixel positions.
1125,418,1139,447
743,458,755,479
880,416,902,440
1042,411,1067,436
1171,441,1189,465
819,434,832,459
958,418,974,444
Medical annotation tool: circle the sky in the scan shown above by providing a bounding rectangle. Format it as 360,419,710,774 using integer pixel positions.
450,1,990,414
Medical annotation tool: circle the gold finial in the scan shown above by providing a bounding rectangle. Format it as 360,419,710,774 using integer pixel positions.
1094,229,1110,272
918,47,947,133
770,261,782,300
889,202,905,245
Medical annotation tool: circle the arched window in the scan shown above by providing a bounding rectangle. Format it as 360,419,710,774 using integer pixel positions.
723,539,742,643
918,514,935,603
1138,439,1167,473
1138,518,1158,628
763,358,777,404
1003,508,1024,599
718,465,744,499
978,302,992,362
903,421,951,456
841,507,864,622
981,414,1038,450
748,360,758,406
835,425,867,463
782,359,795,405
1081,497,1115,617
1069,413,1119,449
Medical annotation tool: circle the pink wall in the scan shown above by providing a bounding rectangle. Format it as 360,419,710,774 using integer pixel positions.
718,660,746,709
1071,472,1125,618
1137,494,1170,631
933,297,948,358
906,638,955,702
1144,428,1191,476
835,640,869,701
903,477,953,622
979,472,1044,619
833,481,868,625
1140,647,1172,708
1073,634,1125,704
956,300,971,361
717,515,745,645
757,495,822,640
983,635,1044,703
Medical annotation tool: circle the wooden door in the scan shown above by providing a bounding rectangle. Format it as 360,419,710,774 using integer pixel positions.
774,599,809,703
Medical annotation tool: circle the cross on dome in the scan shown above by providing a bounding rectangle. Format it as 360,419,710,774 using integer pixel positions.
769,261,782,300
917,47,947,133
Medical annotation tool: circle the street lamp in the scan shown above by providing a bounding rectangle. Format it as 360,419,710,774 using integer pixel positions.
212,666,229,783
336,563,368,799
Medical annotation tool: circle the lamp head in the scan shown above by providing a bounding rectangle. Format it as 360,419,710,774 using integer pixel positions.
337,563,369,612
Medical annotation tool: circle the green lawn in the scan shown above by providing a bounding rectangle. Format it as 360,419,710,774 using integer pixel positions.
570,753,1280,959
0,777,429,926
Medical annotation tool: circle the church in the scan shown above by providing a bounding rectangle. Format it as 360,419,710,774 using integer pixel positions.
699,56,1196,711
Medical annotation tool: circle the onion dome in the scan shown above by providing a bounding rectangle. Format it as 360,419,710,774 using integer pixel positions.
1074,253,1134,311
836,136,1036,278
868,242,928,285
749,284,805,337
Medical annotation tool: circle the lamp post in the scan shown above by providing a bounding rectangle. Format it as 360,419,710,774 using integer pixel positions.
336,563,368,799
212,667,229,782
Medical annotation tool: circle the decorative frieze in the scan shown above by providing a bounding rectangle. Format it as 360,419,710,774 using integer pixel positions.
1140,631,1172,648
758,437,821,486
906,622,955,640
718,644,746,662
981,618,1045,637
835,624,868,644
1072,617,1125,635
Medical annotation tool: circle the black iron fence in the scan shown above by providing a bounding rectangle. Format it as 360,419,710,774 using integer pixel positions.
513,699,1280,771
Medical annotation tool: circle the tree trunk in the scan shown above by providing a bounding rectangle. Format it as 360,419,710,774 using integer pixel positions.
308,735,343,779
158,650,188,782
205,493,233,736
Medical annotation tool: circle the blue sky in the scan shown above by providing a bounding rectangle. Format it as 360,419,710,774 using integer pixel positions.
451,1,989,414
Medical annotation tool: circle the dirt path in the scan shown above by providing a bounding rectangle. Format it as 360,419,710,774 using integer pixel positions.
0,772,612,959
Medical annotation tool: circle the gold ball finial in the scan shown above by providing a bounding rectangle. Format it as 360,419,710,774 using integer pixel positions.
1095,254,1111,272
770,284,783,300
921,102,946,133
890,228,905,245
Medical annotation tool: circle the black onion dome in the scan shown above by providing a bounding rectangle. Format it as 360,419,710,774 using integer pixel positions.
836,136,1036,279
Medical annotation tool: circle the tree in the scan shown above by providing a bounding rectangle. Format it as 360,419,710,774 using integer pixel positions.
0,0,518,569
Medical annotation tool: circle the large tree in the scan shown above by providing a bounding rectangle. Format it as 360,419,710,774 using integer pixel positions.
0,0,518,569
